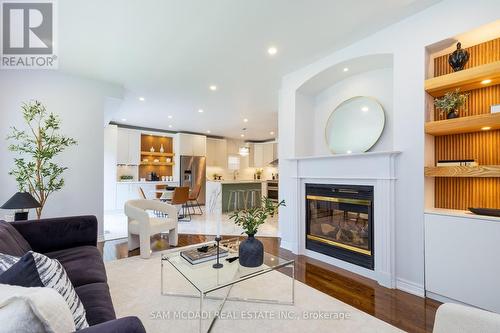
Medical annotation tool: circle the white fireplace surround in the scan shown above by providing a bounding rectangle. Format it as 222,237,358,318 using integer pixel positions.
280,151,401,289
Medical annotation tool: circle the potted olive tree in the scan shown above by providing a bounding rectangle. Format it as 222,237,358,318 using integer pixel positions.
7,101,77,219
434,88,469,119
230,197,285,267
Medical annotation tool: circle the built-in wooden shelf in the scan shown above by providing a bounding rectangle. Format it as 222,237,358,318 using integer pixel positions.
140,151,174,157
140,162,174,166
425,165,500,178
425,113,500,136
425,60,500,97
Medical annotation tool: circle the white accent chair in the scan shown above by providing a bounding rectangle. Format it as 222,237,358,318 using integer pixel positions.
433,303,500,333
124,199,178,259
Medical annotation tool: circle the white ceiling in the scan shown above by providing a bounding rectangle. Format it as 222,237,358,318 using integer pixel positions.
59,0,441,140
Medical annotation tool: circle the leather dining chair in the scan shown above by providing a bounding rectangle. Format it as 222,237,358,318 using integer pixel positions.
188,182,203,215
169,186,191,221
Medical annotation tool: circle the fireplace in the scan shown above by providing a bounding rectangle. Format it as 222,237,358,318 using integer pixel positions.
305,184,374,269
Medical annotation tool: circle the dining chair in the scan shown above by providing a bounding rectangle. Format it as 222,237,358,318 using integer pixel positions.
138,187,147,199
169,186,191,221
188,182,203,215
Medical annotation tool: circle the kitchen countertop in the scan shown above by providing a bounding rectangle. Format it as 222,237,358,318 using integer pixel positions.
116,180,178,184
206,179,266,184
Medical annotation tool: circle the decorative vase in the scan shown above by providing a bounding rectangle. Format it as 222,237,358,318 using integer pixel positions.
447,109,459,119
238,234,264,267
448,42,469,72
150,147,155,153
160,144,164,153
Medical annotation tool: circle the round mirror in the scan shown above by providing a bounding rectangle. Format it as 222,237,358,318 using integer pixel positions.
325,96,385,154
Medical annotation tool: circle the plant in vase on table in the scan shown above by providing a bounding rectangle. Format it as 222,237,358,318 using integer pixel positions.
229,197,285,267
434,88,469,119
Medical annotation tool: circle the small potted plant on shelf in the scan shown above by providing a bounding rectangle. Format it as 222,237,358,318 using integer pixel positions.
434,88,469,119
229,197,285,267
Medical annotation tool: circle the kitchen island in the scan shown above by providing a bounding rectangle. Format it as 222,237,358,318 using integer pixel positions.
206,180,264,213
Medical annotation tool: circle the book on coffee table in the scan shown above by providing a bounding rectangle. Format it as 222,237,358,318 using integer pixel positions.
180,246,229,265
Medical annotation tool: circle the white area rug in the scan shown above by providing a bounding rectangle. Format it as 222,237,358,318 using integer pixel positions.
105,252,403,333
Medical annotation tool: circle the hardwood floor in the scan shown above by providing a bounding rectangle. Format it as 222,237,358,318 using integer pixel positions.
101,234,441,333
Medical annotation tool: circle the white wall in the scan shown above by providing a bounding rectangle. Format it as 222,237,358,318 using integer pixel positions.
313,68,393,155
278,0,500,295
104,124,118,211
0,71,123,240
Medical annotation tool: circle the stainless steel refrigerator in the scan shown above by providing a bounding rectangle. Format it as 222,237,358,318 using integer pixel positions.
179,155,206,205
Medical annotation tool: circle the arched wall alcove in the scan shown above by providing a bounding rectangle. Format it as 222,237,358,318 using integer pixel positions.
293,54,394,157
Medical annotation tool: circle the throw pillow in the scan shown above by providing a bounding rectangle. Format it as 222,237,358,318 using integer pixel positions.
0,284,76,333
0,251,89,330
0,253,20,273
0,221,31,256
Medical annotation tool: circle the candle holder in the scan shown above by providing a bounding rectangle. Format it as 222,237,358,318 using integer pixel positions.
212,236,224,269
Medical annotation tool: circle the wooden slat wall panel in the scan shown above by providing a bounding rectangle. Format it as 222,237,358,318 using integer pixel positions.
435,178,500,210
433,85,500,121
433,38,500,209
433,38,500,76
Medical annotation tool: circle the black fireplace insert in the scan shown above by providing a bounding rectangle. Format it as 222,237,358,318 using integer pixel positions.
305,183,374,269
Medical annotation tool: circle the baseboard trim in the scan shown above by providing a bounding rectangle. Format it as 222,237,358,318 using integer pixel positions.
396,278,425,297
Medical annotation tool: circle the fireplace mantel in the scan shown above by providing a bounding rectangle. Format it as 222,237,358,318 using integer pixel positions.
280,150,401,289
286,150,401,161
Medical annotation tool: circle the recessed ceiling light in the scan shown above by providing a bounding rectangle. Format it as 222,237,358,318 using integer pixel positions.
243,118,248,122
267,46,277,55
206,130,211,134
139,97,145,101
481,126,492,131
168,115,173,119
270,131,275,135
343,67,349,72
198,109,204,113
481,79,492,84
168,125,172,128
209,85,217,91
346,150,352,154
240,134,245,138
121,118,127,122
361,106,369,112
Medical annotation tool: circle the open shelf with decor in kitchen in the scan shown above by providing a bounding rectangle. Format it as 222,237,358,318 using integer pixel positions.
139,134,175,181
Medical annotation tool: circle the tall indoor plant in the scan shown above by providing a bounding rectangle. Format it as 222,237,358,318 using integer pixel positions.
230,197,285,267
7,101,77,219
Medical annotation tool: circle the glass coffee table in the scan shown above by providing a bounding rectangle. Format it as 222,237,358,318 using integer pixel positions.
161,239,295,332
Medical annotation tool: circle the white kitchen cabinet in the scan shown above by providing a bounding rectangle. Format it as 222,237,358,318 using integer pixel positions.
206,138,227,167
115,183,132,209
116,128,141,165
251,142,277,167
127,130,141,165
177,133,207,156
116,129,129,164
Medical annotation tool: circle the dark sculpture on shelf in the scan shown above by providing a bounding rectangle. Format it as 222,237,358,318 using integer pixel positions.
448,42,469,72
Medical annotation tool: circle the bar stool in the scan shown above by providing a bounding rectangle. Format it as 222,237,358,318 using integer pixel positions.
227,190,245,212
247,189,262,208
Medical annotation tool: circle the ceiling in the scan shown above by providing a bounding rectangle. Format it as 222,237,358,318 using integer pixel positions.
59,0,441,140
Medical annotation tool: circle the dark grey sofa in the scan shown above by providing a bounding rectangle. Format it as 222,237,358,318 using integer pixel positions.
0,215,146,333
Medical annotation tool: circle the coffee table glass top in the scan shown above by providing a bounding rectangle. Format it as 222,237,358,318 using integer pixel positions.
161,240,293,294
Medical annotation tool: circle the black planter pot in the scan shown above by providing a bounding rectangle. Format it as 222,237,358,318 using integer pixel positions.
448,42,469,72
447,110,459,119
238,234,264,267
